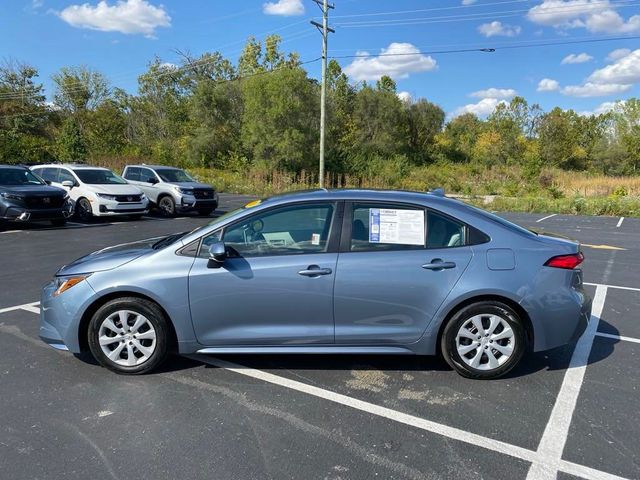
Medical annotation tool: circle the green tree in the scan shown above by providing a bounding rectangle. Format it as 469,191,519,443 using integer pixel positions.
405,99,445,164
56,117,87,161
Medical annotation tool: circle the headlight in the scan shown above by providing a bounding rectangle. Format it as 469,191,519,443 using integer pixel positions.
53,275,91,297
173,186,193,195
1,192,23,201
97,193,117,201
140,193,147,200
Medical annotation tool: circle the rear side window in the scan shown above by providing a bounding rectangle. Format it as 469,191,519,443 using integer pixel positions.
350,204,426,252
427,211,466,249
124,167,140,181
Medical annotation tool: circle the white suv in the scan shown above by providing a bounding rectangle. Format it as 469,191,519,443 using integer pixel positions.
122,165,218,217
31,164,149,221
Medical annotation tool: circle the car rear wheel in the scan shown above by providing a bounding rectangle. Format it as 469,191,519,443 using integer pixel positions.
87,297,170,375
441,301,526,380
158,196,176,217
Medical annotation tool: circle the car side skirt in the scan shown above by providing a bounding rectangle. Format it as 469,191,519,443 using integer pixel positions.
195,346,417,355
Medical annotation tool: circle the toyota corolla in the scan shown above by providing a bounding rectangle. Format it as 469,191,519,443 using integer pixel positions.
39,189,591,379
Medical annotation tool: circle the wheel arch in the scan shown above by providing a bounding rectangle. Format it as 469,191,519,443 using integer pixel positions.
78,291,179,354
435,294,534,355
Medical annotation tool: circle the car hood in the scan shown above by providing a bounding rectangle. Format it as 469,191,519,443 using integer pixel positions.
56,237,162,276
84,184,143,195
1,185,66,196
170,181,214,190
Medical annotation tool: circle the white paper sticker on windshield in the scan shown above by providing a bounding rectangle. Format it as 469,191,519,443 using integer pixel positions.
311,233,320,245
369,208,425,246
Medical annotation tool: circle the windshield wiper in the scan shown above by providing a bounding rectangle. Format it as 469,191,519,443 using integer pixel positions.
152,231,189,250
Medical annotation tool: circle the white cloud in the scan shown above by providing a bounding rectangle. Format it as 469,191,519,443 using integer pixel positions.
462,0,477,4
263,0,304,16
561,82,632,97
397,91,412,103
451,98,506,119
527,0,640,34
579,100,625,116
606,48,631,62
343,43,437,81
58,0,171,38
469,88,517,99
478,21,522,37
561,52,593,64
588,49,640,85
537,78,560,91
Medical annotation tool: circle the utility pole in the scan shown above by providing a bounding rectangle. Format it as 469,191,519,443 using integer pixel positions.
311,0,334,188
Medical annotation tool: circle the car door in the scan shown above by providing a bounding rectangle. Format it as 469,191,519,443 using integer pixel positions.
333,202,473,345
57,168,81,201
136,168,159,201
188,201,342,346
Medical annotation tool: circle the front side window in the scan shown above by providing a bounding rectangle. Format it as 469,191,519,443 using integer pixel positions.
35,167,58,183
200,203,335,258
155,168,193,183
350,204,426,252
140,168,157,183
427,211,465,249
58,169,76,184
74,169,127,185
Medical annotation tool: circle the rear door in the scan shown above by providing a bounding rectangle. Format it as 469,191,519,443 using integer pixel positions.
333,202,473,345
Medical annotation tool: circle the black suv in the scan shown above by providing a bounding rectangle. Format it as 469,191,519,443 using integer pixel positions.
0,165,73,227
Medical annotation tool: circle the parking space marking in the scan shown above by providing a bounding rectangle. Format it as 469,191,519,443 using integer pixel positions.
0,301,40,314
536,214,557,223
595,332,640,345
525,285,608,480
616,217,624,228
585,282,640,293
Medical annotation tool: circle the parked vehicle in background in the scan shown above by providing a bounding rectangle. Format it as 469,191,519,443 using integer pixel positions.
0,165,73,227
39,189,591,379
122,165,218,217
30,164,149,221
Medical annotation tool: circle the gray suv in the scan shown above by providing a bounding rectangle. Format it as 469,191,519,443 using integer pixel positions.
122,165,218,217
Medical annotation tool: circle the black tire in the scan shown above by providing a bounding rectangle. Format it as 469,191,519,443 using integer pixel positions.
441,301,526,380
50,218,67,227
197,208,214,216
158,195,176,217
75,197,93,222
87,297,171,375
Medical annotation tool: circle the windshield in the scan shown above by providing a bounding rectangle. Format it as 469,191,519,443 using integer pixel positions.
155,168,194,183
0,168,45,186
74,169,127,185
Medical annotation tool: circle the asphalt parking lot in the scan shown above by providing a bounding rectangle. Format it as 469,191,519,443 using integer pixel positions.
1,194,638,480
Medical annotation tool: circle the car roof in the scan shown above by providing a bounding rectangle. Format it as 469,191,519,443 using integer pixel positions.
125,164,181,170
260,188,443,204
0,164,29,170
32,163,111,170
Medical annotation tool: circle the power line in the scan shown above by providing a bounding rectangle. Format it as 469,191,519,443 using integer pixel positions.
328,35,640,60
329,0,532,18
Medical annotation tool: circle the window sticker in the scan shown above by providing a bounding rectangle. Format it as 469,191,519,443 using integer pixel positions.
369,208,425,246
311,233,321,245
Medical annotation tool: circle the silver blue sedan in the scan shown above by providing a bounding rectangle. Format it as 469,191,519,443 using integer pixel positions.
40,189,591,379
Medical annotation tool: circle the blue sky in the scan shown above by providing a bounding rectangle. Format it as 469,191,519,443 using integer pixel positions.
2,0,640,117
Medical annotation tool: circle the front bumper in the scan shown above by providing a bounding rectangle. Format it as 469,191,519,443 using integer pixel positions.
94,199,150,216
177,193,218,212
39,277,96,353
1,204,73,222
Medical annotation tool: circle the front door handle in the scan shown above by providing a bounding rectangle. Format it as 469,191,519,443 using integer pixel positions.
298,265,333,277
422,259,456,270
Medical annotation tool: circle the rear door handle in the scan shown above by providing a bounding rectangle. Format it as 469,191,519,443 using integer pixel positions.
298,265,333,277
422,259,456,270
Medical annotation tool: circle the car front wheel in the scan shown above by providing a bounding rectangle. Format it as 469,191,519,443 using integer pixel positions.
158,196,176,217
87,297,170,374
441,301,526,380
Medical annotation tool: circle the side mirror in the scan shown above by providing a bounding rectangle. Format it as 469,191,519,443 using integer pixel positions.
207,241,227,268
61,180,74,188
148,178,158,184
44,180,52,185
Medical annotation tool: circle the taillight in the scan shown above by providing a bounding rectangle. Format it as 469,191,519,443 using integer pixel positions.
544,252,584,269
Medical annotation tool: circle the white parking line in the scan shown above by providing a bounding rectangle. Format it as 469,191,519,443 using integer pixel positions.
0,301,40,314
616,217,624,228
190,355,629,480
525,285,608,480
536,214,557,223
585,282,640,293
596,332,640,345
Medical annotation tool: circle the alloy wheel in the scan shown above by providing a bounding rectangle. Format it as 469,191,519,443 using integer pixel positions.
455,314,515,371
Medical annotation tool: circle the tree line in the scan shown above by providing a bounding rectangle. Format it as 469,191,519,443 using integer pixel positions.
1,35,639,179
